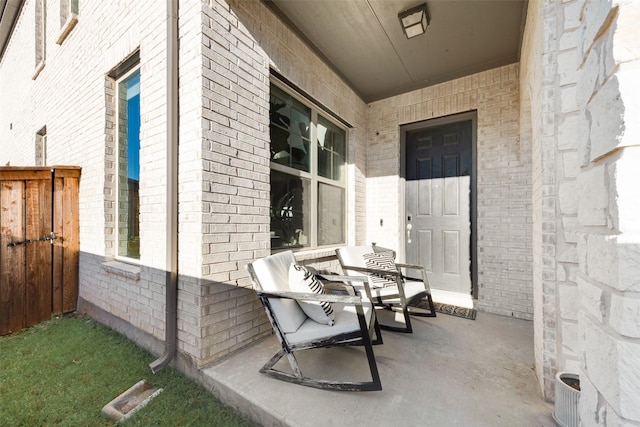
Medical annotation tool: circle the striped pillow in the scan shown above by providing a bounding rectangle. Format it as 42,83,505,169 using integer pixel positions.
289,264,335,326
363,251,398,289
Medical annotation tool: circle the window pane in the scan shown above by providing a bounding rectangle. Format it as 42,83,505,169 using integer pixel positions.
317,116,346,181
271,170,310,249
318,183,344,246
117,69,141,259
269,85,311,172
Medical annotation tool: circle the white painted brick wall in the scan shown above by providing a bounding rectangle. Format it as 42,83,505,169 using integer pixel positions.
520,0,586,400
192,0,368,366
367,63,533,320
6,5,636,413
1,0,536,370
0,0,207,361
519,0,548,398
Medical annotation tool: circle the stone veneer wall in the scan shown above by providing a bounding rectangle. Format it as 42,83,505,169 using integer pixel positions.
522,0,640,416
575,0,640,424
366,63,533,319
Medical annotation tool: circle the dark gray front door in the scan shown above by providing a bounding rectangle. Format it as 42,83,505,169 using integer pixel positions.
405,119,473,297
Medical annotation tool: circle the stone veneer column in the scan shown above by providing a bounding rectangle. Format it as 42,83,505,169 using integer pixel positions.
575,0,640,425
554,0,584,389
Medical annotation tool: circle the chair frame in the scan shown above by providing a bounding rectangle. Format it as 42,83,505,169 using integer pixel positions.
336,247,436,334
247,263,383,392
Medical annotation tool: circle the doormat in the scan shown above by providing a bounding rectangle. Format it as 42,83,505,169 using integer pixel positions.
434,302,477,320
410,299,477,320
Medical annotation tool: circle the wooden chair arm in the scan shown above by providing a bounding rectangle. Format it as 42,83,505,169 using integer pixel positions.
339,264,402,278
394,264,431,293
337,265,406,301
321,281,356,296
394,262,425,270
317,273,368,282
256,290,363,305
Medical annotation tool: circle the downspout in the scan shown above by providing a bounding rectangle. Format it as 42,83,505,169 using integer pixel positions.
150,0,179,373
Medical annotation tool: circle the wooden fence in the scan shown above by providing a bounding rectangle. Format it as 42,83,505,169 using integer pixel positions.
0,167,80,335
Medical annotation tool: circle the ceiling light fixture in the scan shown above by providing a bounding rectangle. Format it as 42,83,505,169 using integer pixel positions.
398,3,429,39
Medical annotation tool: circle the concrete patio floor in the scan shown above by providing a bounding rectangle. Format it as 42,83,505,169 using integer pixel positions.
200,309,555,426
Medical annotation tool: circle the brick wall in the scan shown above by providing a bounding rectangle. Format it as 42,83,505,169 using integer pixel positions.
520,0,555,400
519,2,547,391
367,63,533,319
520,0,586,401
0,0,369,368
3,0,176,367
3,0,637,416
0,0,180,355
193,0,368,365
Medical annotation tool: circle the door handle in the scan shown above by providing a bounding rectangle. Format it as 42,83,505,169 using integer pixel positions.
406,223,412,244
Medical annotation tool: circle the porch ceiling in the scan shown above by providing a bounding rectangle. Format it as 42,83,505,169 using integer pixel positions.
266,0,528,103
0,1,527,102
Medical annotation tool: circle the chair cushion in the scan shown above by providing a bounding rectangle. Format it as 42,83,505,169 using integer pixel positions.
370,279,427,302
285,300,373,345
337,246,372,270
363,251,398,289
249,251,307,333
289,264,335,326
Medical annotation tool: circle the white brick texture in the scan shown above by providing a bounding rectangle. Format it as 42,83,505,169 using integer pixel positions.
520,0,585,399
3,2,639,419
194,0,367,365
0,0,367,368
368,63,533,320
0,0,173,344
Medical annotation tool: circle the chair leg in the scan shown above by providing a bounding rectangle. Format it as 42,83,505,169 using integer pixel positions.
260,346,382,392
377,306,414,333
260,348,288,374
376,291,437,332
361,333,382,391
407,292,437,317
371,318,383,345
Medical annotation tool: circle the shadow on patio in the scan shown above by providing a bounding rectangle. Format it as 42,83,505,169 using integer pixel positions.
200,310,555,426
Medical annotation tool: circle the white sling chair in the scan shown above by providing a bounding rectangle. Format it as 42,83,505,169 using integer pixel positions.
247,250,383,391
336,245,436,333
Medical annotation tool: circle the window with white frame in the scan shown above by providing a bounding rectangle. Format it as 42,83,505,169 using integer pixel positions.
116,66,141,259
35,126,47,166
33,0,46,79
56,0,79,45
269,82,346,250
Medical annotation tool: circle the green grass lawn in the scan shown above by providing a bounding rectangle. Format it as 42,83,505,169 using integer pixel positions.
0,315,254,427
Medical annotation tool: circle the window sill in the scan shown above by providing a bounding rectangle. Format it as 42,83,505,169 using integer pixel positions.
32,60,45,80
293,247,340,262
102,260,141,281
56,13,78,45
